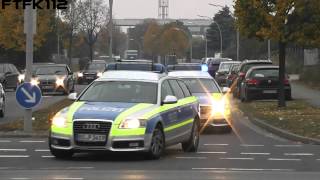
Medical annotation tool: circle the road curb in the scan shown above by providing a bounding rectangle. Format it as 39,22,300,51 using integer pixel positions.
240,110,320,145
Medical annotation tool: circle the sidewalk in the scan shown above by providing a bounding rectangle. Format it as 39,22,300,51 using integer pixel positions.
291,81,320,107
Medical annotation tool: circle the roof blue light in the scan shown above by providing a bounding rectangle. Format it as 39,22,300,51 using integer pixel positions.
201,64,208,72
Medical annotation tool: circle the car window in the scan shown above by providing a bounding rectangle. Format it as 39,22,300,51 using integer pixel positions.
249,69,279,78
168,80,185,100
35,66,68,75
241,63,272,73
177,80,191,97
183,78,220,93
161,80,174,101
79,81,158,104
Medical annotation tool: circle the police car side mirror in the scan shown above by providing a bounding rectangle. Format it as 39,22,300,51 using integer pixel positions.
222,87,230,94
68,93,78,101
162,95,178,105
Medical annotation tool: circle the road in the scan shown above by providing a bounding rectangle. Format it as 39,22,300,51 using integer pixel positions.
0,110,319,179
0,85,87,124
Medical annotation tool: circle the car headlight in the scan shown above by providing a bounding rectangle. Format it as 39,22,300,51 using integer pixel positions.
77,72,83,77
211,99,226,115
30,78,39,86
18,74,25,82
56,77,65,86
52,112,68,128
97,72,103,77
119,118,146,129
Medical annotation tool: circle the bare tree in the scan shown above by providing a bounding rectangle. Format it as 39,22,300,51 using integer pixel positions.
79,0,107,61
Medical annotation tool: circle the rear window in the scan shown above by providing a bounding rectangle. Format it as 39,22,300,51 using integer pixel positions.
183,78,220,93
250,69,279,78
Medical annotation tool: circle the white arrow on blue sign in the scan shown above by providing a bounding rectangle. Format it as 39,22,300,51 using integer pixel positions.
16,83,42,109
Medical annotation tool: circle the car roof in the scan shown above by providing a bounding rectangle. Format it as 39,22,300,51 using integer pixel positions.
33,63,66,67
99,71,167,82
168,71,212,79
242,60,272,64
249,65,279,70
220,61,241,64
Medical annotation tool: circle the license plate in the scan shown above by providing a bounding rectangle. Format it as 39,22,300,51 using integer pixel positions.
42,86,53,89
76,134,106,142
86,76,94,79
263,90,277,94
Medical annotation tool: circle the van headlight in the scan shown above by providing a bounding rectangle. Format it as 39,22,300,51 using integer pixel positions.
119,118,146,129
31,78,40,86
52,112,68,128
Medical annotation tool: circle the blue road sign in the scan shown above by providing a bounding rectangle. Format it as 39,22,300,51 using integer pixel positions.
16,83,42,109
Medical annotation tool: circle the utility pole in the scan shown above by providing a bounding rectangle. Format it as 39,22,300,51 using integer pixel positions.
23,7,36,133
109,0,113,62
57,10,60,62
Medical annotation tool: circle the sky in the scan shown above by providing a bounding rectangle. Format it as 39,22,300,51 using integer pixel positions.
113,0,234,19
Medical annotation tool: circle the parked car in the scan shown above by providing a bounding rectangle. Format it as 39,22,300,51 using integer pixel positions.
240,66,292,102
215,61,241,86
207,58,232,78
32,64,75,95
0,83,5,117
226,63,240,88
0,63,20,90
77,60,107,84
233,60,273,98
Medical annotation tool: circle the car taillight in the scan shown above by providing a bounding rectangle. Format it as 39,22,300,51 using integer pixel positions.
284,79,290,85
246,78,259,85
239,72,246,78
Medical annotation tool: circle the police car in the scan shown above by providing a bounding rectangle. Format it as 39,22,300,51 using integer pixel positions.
49,71,200,159
169,71,232,133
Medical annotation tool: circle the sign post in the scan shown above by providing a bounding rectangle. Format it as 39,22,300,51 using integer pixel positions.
23,6,37,133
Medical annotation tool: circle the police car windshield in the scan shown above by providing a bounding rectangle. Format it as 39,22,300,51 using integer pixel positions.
183,78,220,93
79,81,158,104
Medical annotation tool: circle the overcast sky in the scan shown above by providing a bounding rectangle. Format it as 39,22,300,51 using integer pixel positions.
113,0,234,19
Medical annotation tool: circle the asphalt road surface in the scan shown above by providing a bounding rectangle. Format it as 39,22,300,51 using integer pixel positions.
0,111,319,179
0,85,87,124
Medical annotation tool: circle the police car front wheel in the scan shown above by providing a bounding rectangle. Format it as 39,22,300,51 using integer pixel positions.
147,127,165,160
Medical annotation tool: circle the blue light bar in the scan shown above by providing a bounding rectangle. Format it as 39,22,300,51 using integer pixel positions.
201,64,208,72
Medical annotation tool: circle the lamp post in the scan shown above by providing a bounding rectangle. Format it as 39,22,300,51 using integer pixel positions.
198,15,223,58
109,0,113,62
209,3,239,61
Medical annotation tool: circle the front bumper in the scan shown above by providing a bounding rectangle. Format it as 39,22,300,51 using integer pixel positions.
39,84,66,93
199,105,231,127
50,133,152,152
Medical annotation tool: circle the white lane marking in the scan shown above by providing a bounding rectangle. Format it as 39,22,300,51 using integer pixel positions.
192,168,294,171
10,178,31,180
35,149,50,152
284,153,314,156
316,159,320,161
240,144,264,147
54,178,84,180
220,157,254,160
241,152,270,155
204,144,229,146
274,145,302,147
176,157,207,159
41,155,54,158
19,140,45,143
0,140,11,143
197,152,227,154
0,167,10,169
0,149,27,152
66,167,94,169
0,155,29,158
268,158,301,161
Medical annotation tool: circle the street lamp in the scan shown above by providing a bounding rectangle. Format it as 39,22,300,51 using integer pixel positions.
198,15,223,58
209,3,239,61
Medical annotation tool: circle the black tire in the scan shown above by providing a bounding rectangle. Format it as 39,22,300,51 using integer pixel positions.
146,126,165,160
182,120,200,152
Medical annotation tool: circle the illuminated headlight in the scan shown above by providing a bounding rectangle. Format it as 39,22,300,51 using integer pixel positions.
97,72,103,77
211,99,226,115
56,77,65,86
52,112,68,128
77,72,83,77
119,118,146,129
30,78,39,86
18,74,25,82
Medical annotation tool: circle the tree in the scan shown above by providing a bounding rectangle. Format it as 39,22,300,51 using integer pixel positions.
0,7,54,51
96,27,127,56
206,6,236,57
143,22,161,59
235,0,320,107
78,0,107,61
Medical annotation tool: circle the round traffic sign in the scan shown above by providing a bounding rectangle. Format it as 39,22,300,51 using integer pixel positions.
16,83,42,109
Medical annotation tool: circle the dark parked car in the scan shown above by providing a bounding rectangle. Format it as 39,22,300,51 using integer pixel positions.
77,60,107,84
226,63,240,88
0,63,20,90
240,66,291,102
233,60,273,98
215,61,241,86
207,58,232,78
32,64,75,95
